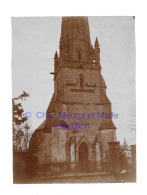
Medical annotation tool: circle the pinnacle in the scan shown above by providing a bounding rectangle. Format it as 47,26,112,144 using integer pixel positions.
95,37,99,47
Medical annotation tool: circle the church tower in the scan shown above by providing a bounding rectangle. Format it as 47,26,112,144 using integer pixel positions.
29,17,116,172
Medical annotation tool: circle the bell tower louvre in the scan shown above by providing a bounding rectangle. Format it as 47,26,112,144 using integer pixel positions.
29,16,117,171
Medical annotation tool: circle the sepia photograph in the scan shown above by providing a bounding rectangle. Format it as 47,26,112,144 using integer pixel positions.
12,16,136,183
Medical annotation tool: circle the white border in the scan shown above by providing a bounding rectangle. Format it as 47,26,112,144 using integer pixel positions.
0,0,146,195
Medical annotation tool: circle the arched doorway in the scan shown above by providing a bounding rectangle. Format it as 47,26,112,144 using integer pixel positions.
78,142,88,172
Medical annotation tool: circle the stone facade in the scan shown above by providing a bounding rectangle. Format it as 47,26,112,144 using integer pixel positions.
29,17,116,171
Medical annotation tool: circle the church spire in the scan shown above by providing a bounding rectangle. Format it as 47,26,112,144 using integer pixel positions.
94,37,101,69
95,37,99,47
54,51,58,72
59,17,91,62
54,51,58,59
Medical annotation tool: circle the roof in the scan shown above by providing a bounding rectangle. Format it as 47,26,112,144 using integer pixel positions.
35,117,68,133
37,119,46,130
44,118,68,132
47,93,56,113
100,89,111,104
99,119,116,130
100,74,107,88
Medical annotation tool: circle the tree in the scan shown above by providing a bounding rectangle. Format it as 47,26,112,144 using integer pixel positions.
23,122,32,151
13,91,31,151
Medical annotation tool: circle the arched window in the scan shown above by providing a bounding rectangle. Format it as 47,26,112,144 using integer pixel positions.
57,78,59,93
78,51,81,61
80,74,84,89
70,141,75,162
95,142,101,162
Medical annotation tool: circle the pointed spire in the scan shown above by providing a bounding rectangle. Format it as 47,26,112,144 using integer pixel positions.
95,37,99,47
60,17,91,62
124,137,126,144
54,51,58,59
54,51,59,71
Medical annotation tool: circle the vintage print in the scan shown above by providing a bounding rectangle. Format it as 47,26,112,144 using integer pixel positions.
12,16,136,183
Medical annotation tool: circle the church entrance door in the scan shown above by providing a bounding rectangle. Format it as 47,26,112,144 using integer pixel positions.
78,142,89,172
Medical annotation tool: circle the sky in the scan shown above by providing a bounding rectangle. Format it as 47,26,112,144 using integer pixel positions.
12,16,136,145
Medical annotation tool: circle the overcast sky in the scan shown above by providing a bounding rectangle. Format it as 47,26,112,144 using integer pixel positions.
12,16,136,145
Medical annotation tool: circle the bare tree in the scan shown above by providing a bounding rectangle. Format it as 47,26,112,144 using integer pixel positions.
13,91,31,151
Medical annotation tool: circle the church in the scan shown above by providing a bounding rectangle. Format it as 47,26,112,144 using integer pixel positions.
29,16,117,172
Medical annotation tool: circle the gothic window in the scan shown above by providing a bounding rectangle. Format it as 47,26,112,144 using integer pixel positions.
80,74,84,89
57,78,59,93
70,141,75,162
78,51,81,61
67,35,70,50
95,143,101,162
